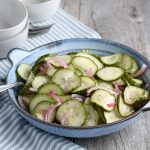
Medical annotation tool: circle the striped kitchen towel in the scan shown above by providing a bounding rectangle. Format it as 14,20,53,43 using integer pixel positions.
0,8,101,150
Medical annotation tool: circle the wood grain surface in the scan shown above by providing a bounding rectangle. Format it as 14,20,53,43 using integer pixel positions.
60,0,150,150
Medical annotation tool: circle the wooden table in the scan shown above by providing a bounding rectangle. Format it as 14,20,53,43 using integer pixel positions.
60,0,150,150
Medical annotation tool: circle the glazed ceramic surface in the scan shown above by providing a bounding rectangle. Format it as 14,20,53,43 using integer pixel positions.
19,0,61,22
0,23,28,58
7,38,150,138
0,0,28,39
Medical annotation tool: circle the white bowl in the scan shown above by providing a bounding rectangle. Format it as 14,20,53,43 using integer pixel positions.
19,0,61,22
0,0,28,40
0,22,29,57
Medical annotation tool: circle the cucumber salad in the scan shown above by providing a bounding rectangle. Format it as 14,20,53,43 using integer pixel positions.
17,50,149,126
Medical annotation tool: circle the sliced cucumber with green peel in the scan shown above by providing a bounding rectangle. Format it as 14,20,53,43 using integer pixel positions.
17,63,32,80
35,113,44,120
32,61,44,74
83,104,99,126
76,52,104,69
68,64,75,71
72,76,95,93
72,56,98,77
104,107,124,123
58,95,72,103
98,81,114,90
56,100,86,126
114,79,125,85
117,95,134,117
29,94,55,114
38,83,64,95
20,72,35,95
91,89,116,111
52,69,81,93
34,101,56,122
96,67,124,81
124,86,149,105
75,69,83,76
124,72,143,87
34,101,51,114
118,54,133,72
130,58,138,74
100,53,122,65
32,75,49,89
47,67,57,77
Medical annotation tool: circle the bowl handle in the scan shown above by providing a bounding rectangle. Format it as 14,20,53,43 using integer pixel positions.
8,48,32,64
142,101,150,112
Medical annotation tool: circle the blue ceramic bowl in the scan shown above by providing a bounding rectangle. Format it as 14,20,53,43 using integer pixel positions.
6,38,150,138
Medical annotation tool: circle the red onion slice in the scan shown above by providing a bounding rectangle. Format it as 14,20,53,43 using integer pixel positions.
145,82,150,89
107,102,116,108
132,64,148,78
87,85,118,97
39,65,47,74
71,94,85,101
47,56,68,68
45,92,63,122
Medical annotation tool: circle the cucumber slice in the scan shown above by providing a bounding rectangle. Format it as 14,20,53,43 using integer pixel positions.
56,100,86,126
123,77,131,86
72,56,98,77
96,105,106,123
104,107,123,123
32,75,50,89
100,53,122,65
114,79,125,85
58,95,72,103
124,86,149,105
32,61,44,74
47,67,57,77
118,95,134,117
130,58,138,74
132,79,143,87
83,104,99,126
29,94,55,114
68,64,75,71
35,113,44,120
75,69,83,76
20,72,35,95
17,64,32,80
72,76,95,93
124,72,143,87
96,67,124,81
76,52,104,69
98,81,114,90
52,69,81,93
118,54,133,72
44,55,71,67
91,89,116,111
35,54,52,64
34,101,56,122
38,83,64,95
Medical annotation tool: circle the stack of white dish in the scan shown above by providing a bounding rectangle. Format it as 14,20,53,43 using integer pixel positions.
0,0,61,57
0,0,28,57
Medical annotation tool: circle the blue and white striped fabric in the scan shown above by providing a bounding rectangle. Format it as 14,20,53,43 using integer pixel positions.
0,8,101,150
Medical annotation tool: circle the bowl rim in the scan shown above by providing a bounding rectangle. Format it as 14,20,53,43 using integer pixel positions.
19,0,60,6
0,0,28,32
6,38,150,129
0,22,29,44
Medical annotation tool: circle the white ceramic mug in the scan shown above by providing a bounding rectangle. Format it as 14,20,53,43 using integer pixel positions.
19,0,61,22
